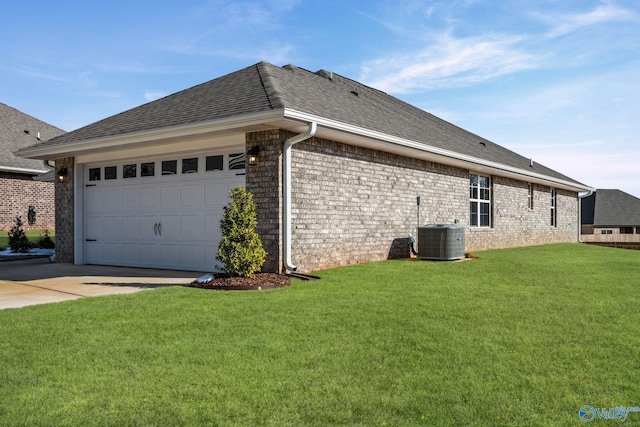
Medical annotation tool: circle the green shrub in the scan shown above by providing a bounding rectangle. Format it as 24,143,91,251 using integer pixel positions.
216,187,267,278
38,230,56,249
8,216,31,253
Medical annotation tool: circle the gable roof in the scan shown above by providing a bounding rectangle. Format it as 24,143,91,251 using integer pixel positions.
17,62,589,191
581,189,640,226
0,103,65,174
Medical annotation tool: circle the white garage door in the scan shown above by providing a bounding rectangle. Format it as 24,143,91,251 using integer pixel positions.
84,152,246,271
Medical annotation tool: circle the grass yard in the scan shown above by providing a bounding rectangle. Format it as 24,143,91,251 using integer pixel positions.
0,229,55,251
1,243,639,425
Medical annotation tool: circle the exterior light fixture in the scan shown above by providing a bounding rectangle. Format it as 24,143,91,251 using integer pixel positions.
56,167,68,183
247,146,260,166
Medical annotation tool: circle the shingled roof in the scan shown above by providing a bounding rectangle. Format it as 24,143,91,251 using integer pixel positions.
19,62,586,188
581,189,640,227
0,103,65,173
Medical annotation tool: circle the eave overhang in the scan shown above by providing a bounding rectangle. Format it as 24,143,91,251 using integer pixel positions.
16,107,592,193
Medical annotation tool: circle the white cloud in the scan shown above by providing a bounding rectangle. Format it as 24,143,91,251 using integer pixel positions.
539,2,638,38
360,33,539,93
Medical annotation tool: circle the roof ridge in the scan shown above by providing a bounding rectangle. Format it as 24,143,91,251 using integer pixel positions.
256,62,287,109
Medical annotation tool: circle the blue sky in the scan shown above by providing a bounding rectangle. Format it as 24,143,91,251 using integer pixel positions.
2,0,639,196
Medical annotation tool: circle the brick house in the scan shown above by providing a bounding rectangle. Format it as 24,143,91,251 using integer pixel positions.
18,62,592,272
581,189,640,247
1,103,64,232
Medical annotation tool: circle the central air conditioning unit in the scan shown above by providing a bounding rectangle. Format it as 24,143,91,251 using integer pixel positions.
418,224,465,260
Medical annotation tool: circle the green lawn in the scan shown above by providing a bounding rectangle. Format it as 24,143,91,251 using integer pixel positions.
0,229,55,251
1,243,639,425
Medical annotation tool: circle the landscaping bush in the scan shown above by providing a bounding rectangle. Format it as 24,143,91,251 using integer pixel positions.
7,216,31,253
38,230,55,249
216,186,267,277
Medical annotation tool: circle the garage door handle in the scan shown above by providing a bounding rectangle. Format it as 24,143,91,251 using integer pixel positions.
86,239,97,242
154,223,158,235
158,223,162,236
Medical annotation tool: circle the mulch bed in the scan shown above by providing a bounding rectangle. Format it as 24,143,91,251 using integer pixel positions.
189,273,291,291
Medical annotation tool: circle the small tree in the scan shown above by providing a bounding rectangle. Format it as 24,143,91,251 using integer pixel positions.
8,216,31,253
216,187,267,278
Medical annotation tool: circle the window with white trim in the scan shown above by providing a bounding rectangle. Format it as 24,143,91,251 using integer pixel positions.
470,174,491,227
550,188,557,227
528,183,534,209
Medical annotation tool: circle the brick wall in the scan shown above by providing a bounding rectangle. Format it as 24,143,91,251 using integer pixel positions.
54,157,74,263
245,130,284,273
249,132,579,273
289,136,469,272
0,172,55,231
465,177,578,251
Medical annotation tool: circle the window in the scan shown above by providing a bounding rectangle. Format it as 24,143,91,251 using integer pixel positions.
528,184,534,209
141,162,155,177
182,158,198,174
229,152,246,170
550,189,557,227
123,164,137,179
601,230,613,235
206,155,224,171
105,166,117,180
620,227,634,234
89,168,101,181
470,174,491,227
162,160,177,175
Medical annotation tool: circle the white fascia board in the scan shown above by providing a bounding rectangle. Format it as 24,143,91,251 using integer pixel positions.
0,165,49,175
283,109,593,193
17,109,286,160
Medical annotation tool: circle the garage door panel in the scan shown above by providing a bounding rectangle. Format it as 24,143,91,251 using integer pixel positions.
122,243,139,262
180,214,204,239
123,188,140,208
122,215,140,238
205,214,222,238
104,189,122,210
161,186,180,208
180,245,208,270
84,153,245,272
205,182,228,206
182,184,204,206
104,216,122,238
86,191,103,212
140,187,160,209
161,244,181,267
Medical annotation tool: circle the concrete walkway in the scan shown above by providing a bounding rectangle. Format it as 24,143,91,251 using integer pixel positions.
0,258,202,310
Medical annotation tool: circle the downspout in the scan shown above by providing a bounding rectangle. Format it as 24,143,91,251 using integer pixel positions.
283,122,317,272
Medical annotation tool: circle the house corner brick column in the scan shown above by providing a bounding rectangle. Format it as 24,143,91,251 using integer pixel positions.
54,157,75,263
245,130,284,273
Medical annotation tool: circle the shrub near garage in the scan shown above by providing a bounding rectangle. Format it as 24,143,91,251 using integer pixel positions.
216,186,267,278
7,216,30,253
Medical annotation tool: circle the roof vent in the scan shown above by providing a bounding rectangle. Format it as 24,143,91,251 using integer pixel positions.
530,158,534,167
479,141,486,147
350,90,359,97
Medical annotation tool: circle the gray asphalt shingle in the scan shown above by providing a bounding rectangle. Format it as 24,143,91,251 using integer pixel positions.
0,103,65,172
583,189,640,226
22,62,583,185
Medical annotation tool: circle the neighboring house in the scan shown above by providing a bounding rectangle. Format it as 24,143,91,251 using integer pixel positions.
1,103,65,231
581,189,640,246
18,62,592,273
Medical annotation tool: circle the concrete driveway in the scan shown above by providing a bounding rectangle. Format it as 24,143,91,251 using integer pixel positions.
0,258,202,310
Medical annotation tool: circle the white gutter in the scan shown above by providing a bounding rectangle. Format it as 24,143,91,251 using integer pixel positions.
283,122,317,272
0,165,49,175
283,109,593,193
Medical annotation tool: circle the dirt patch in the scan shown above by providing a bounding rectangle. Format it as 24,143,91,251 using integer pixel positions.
189,273,291,291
